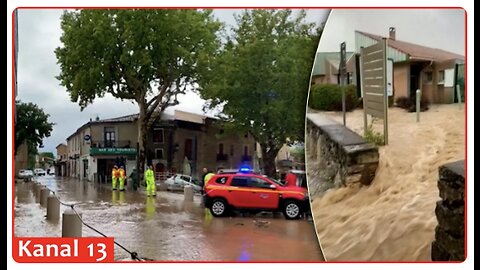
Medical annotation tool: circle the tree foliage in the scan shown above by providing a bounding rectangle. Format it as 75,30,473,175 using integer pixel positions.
55,9,222,185
14,100,54,156
199,9,321,176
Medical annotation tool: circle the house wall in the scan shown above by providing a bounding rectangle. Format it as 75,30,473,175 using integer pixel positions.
276,144,291,161
325,61,338,84
171,122,256,179
393,62,410,100
56,144,67,160
311,75,326,85
56,144,68,177
146,124,175,171
420,61,458,104
66,133,82,178
90,122,138,147
435,60,458,104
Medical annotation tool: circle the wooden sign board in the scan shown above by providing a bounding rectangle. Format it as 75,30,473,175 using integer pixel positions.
360,39,388,144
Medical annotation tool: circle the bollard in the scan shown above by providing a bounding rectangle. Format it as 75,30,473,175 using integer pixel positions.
32,181,38,193
62,209,82,237
40,187,50,207
127,178,133,191
184,185,194,202
35,185,42,203
416,89,421,123
47,195,60,220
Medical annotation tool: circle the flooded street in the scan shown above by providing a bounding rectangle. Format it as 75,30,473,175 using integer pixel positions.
14,176,323,262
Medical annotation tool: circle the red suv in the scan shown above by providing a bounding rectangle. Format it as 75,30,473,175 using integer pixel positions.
204,172,309,219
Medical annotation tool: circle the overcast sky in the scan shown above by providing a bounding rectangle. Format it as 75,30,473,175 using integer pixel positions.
16,8,329,155
318,9,465,54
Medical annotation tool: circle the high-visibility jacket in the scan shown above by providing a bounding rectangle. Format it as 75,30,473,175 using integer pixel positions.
145,168,155,183
112,168,119,178
118,168,126,179
204,173,215,186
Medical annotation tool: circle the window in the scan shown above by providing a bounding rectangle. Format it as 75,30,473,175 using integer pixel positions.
248,177,272,189
155,148,164,159
104,127,116,147
180,175,191,182
152,128,164,143
218,143,224,154
215,176,228,185
217,144,228,161
230,145,234,157
438,70,445,85
231,176,248,187
244,133,248,138
424,71,433,83
243,146,249,156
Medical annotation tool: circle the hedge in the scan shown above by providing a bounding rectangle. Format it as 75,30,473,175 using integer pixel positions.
309,84,360,111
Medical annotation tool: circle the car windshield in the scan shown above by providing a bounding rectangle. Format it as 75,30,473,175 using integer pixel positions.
267,177,284,186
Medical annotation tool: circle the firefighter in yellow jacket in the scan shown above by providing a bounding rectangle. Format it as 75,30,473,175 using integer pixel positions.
118,166,126,191
145,165,156,196
111,165,119,190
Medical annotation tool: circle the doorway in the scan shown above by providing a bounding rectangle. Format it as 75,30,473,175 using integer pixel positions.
410,64,423,98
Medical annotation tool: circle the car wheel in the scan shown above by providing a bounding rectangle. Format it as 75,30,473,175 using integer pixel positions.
210,198,228,217
282,200,301,220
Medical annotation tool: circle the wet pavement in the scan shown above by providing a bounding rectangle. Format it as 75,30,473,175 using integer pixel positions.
13,176,324,262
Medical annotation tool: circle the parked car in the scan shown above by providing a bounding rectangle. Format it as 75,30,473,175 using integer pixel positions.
34,168,46,176
164,174,202,193
18,169,34,180
204,170,309,219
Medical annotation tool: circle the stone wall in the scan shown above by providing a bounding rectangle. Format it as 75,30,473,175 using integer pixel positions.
306,113,379,199
431,160,465,261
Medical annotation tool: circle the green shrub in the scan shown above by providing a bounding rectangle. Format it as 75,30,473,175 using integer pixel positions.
395,96,412,109
363,121,385,146
395,96,429,112
309,84,360,111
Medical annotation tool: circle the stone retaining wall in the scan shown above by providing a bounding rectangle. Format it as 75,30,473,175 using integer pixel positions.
306,113,379,199
431,160,465,261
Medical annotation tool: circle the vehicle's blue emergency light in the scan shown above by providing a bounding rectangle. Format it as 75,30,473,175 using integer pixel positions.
239,166,251,173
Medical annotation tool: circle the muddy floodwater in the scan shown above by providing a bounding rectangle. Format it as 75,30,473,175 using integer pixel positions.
309,105,465,261
14,176,324,262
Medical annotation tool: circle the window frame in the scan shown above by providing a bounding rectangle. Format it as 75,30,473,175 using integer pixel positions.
424,71,433,84
155,148,164,159
152,128,165,143
437,70,446,85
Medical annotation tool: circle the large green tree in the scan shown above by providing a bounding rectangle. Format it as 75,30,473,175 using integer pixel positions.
200,10,321,177
14,100,54,157
55,9,222,185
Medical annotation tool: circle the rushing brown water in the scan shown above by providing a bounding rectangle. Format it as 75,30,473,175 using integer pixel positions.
14,177,324,262
309,104,465,261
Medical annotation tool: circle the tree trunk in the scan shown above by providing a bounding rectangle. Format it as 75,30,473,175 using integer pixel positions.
137,102,147,190
261,144,279,178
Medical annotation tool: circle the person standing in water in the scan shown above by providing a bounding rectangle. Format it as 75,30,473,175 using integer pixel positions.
145,165,156,196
